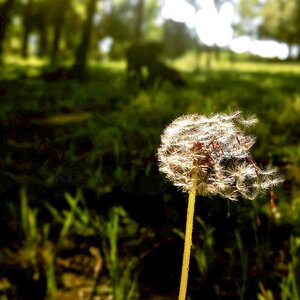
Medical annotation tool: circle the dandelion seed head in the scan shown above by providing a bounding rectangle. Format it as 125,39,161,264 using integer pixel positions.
157,112,282,201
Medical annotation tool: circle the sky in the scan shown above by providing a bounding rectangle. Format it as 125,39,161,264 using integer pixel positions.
160,0,291,60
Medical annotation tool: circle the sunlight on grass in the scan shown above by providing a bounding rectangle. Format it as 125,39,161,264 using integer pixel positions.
1,55,48,78
41,112,92,125
90,59,127,73
172,51,300,74
4,54,48,67
2,52,300,80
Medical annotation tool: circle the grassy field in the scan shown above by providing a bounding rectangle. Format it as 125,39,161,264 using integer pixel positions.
0,55,300,299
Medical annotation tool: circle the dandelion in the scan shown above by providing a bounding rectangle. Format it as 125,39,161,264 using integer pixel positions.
157,112,282,300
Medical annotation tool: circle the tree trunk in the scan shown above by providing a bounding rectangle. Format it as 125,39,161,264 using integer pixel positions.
21,27,30,58
38,24,48,57
50,0,71,65
21,0,32,58
134,0,144,43
0,0,15,59
70,0,97,79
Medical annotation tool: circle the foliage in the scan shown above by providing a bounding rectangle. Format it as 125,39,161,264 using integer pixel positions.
280,236,300,300
234,229,248,300
175,216,215,276
238,0,300,46
99,207,139,300
259,0,300,45
0,187,55,299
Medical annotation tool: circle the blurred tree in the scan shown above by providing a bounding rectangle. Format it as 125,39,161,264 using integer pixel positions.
70,0,97,78
96,1,133,59
98,4,132,44
239,0,300,53
21,0,31,57
163,20,195,59
214,0,229,11
259,0,300,50
62,2,84,58
0,0,15,59
98,0,162,59
237,0,262,37
134,0,144,43
50,0,71,65
21,0,50,57
142,0,163,40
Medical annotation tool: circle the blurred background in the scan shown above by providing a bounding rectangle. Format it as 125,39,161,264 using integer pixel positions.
0,0,300,299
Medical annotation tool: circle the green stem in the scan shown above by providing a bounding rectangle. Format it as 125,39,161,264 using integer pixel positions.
178,172,197,300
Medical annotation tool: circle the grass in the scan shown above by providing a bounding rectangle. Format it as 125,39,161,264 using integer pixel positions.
0,53,300,299
172,50,300,74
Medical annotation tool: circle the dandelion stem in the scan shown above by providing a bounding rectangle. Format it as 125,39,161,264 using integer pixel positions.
179,171,197,300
